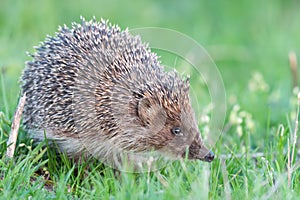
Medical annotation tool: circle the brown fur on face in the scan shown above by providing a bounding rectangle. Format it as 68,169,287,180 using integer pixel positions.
137,96,213,162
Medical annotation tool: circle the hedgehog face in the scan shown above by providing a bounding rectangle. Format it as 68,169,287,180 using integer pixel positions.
137,97,214,162
165,108,214,162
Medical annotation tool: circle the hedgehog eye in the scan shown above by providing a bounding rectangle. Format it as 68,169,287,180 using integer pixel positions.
171,127,183,136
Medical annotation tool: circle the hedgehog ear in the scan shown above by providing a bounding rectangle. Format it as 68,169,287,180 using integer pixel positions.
138,98,166,127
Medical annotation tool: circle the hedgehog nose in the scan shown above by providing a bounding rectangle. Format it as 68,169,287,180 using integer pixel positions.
204,150,214,162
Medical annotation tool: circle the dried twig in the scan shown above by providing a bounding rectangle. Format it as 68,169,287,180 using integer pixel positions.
6,93,26,158
289,51,298,88
291,93,300,167
287,138,291,187
287,92,300,187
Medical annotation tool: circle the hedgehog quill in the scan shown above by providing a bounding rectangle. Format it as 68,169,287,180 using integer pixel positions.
21,17,214,170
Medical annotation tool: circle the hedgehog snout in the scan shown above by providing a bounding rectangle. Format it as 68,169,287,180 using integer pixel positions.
185,133,214,162
203,150,214,162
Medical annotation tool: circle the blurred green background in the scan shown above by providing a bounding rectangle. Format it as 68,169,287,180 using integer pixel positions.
1,0,299,148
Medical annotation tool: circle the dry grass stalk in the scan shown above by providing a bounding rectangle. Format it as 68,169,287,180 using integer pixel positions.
287,137,291,187
287,92,300,187
291,94,300,165
289,51,298,88
6,93,26,158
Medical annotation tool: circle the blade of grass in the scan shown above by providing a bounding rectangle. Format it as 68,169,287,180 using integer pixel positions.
0,70,9,116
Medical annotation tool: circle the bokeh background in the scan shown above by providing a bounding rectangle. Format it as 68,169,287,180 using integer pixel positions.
1,0,300,150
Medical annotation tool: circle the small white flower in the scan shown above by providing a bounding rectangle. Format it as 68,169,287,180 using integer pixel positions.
19,143,26,147
237,125,243,137
248,71,269,92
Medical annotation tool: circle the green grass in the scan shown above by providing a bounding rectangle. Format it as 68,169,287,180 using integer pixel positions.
1,0,300,199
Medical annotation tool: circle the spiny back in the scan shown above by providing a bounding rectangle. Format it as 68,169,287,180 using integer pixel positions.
22,17,188,134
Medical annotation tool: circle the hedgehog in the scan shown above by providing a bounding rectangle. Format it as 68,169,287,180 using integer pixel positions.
21,17,214,169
